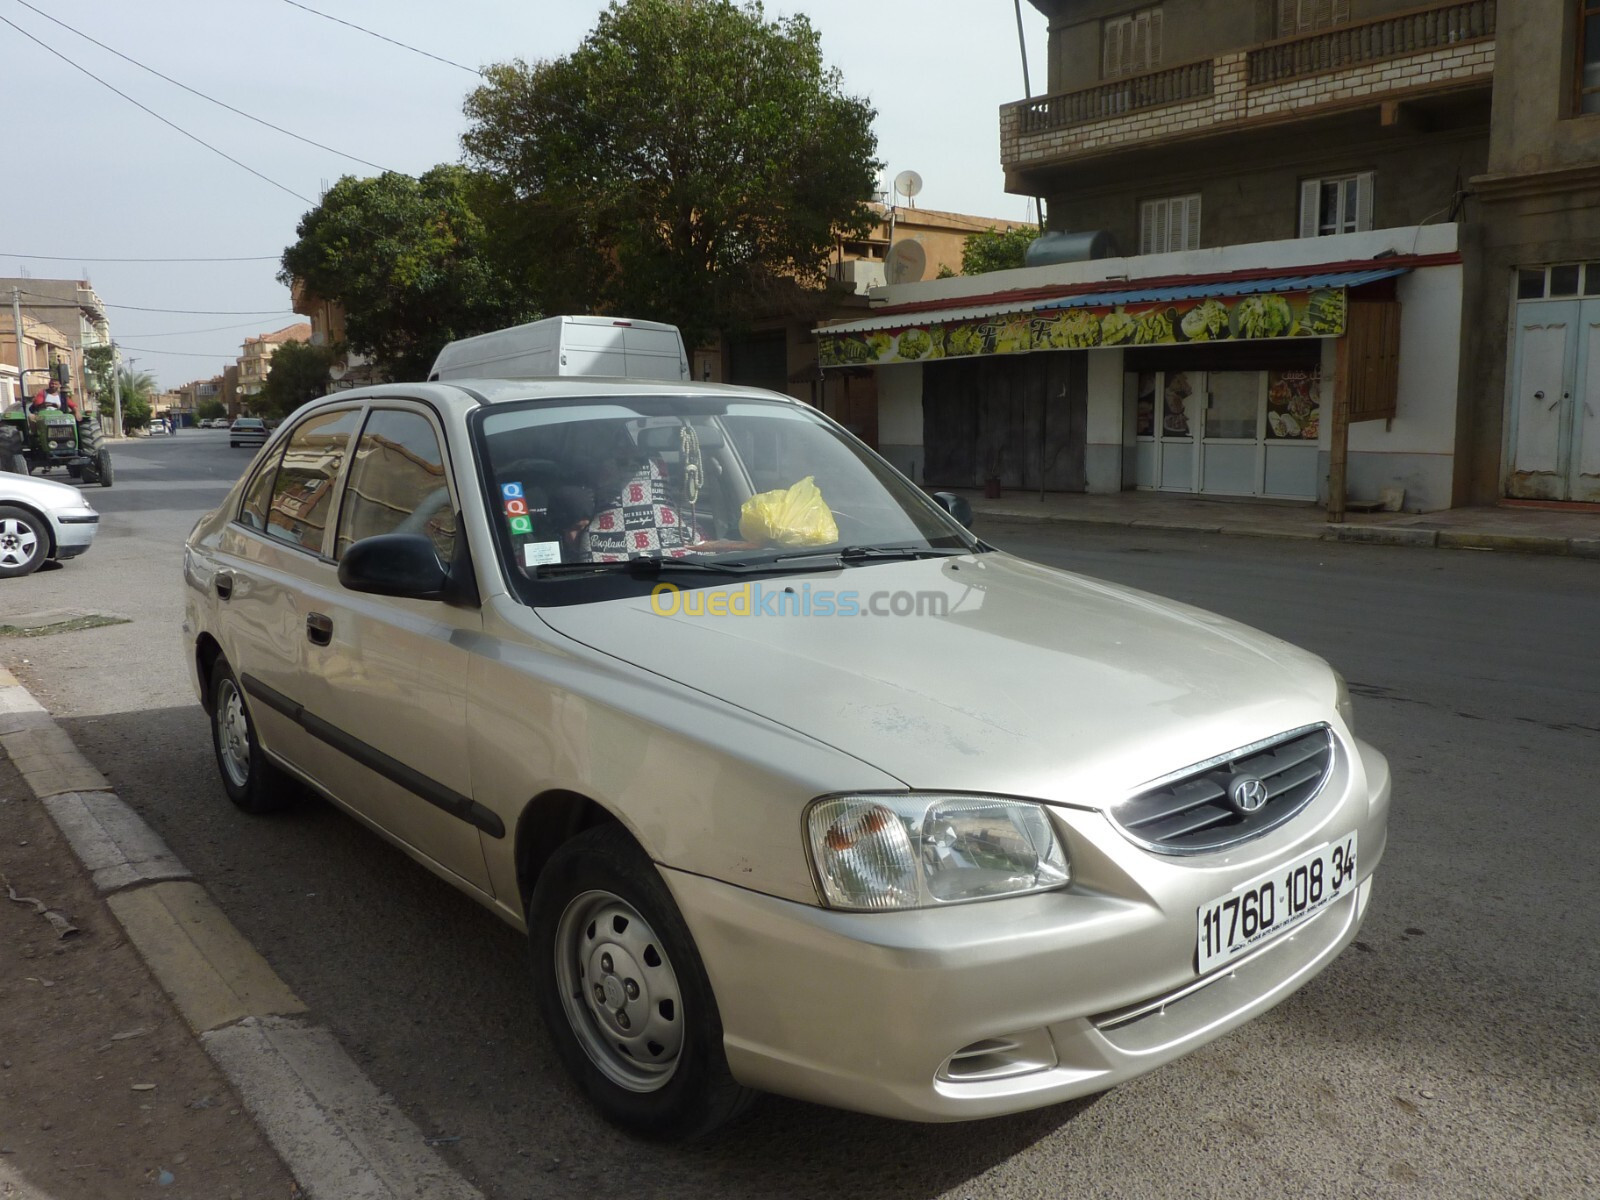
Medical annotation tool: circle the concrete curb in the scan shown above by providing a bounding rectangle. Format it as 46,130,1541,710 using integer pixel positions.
0,665,484,1200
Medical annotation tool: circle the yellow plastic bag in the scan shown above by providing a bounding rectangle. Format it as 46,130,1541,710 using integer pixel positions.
739,476,839,548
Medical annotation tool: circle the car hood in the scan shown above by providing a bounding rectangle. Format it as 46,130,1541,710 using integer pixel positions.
0,470,94,513
533,553,1339,807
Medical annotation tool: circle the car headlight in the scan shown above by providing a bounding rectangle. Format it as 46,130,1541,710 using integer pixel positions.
805,794,1070,911
1333,671,1355,734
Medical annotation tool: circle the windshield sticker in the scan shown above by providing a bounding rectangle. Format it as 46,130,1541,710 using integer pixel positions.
505,497,529,516
501,482,524,500
523,541,563,568
508,515,533,535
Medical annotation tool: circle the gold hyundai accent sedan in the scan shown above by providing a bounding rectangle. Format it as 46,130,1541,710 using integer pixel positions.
183,379,1389,1140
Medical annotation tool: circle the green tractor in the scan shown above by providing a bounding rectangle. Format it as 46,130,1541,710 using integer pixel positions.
0,403,114,486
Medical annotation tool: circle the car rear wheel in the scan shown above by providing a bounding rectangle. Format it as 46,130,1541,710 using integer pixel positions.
0,505,48,577
529,823,757,1141
209,659,293,813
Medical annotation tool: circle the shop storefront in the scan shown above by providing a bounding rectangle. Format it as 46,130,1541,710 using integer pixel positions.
817,226,1465,512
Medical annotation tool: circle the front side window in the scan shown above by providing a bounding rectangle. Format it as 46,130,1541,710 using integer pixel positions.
473,396,978,606
335,408,456,563
265,408,363,555
1579,0,1600,114
238,442,287,531
1299,172,1373,237
1139,194,1201,254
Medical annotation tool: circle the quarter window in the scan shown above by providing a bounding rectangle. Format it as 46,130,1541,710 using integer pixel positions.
1298,172,1373,237
1139,194,1201,254
265,408,362,555
335,408,456,563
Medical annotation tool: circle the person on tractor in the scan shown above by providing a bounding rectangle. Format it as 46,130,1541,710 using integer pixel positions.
28,380,78,429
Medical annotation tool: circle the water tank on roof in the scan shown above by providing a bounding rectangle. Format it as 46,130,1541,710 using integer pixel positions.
1025,230,1119,268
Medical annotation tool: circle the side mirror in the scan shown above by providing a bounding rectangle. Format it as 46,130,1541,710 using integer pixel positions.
338,534,448,600
931,491,974,529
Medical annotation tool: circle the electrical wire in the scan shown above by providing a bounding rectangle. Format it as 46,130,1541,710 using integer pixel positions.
5,251,279,263
115,345,241,358
117,320,285,338
10,0,399,175
16,289,296,316
277,0,482,76
0,12,312,204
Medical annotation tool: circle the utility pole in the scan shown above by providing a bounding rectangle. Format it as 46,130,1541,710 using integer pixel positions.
10,287,27,406
112,345,124,437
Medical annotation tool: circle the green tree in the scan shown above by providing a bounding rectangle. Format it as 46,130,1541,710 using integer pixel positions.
122,396,152,432
84,345,116,407
279,165,532,381
258,340,338,418
960,226,1040,276
462,0,880,349
111,367,156,431
196,396,227,421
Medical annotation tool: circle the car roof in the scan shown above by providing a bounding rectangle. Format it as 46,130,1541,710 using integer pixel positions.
295,378,803,420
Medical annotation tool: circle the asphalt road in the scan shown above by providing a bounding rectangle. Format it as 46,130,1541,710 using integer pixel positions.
4,431,1598,1200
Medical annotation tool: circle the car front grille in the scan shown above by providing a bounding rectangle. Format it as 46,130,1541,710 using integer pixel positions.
1111,724,1334,855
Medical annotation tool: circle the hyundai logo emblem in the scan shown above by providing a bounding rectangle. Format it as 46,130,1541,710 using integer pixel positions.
1228,775,1270,814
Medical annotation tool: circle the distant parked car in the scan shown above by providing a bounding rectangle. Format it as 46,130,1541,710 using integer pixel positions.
0,469,99,577
229,417,267,448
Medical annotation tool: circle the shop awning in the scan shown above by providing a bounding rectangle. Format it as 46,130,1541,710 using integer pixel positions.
815,262,1414,368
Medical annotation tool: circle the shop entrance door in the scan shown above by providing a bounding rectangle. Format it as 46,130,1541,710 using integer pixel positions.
1507,299,1600,502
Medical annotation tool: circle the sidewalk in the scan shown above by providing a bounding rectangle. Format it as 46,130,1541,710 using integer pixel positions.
960,489,1600,557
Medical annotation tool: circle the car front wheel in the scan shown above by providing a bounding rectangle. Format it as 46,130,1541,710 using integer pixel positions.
529,823,756,1141
209,658,293,813
0,505,48,577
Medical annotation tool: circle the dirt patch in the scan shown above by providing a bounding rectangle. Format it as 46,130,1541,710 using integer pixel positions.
0,760,298,1199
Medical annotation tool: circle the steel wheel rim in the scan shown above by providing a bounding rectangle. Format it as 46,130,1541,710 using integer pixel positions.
0,517,38,568
553,889,684,1093
216,678,252,789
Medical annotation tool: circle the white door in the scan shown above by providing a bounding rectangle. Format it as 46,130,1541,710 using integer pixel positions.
1507,298,1600,501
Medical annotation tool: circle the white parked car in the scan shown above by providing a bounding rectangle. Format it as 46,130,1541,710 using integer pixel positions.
182,380,1389,1140
0,469,100,577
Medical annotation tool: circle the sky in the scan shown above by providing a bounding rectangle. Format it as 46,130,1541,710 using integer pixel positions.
0,0,1048,389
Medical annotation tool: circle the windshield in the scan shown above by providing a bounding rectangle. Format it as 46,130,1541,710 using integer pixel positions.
473,395,978,605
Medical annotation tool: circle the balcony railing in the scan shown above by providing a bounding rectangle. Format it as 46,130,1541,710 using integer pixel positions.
1248,0,1494,86
1020,59,1215,134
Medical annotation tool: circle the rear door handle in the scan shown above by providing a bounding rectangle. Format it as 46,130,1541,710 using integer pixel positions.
306,612,333,646
214,572,234,601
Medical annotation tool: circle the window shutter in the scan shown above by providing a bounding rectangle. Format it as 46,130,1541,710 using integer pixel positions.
1103,19,1123,78
1147,10,1163,68
1277,0,1295,35
1140,200,1160,254
1184,194,1201,249
1299,180,1322,237
1331,0,1351,24
1355,172,1375,232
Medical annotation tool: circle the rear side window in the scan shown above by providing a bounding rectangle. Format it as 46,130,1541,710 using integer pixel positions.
334,408,456,562
265,408,363,555
237,442,287,530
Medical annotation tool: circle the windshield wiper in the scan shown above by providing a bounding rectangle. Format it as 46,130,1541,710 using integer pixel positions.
771,544,971,565
535,556,757,578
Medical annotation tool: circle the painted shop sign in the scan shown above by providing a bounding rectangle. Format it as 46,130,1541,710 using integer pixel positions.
818,288,1349,367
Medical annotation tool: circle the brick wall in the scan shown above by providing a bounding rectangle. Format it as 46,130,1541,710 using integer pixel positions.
1003,41,1494,167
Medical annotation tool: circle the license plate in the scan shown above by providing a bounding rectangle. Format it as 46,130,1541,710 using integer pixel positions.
1196,833,1358,974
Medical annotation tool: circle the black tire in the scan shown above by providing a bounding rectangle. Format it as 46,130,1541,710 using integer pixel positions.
76,417,103,456
0,504,49,578
96,448,114,487
2,452,27,476
529,824,757,1141
208,658,294,814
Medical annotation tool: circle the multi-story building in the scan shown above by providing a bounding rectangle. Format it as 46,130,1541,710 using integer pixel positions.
819,0,1599,511
0,277,111,407
237,323,312,408
289,280,379,390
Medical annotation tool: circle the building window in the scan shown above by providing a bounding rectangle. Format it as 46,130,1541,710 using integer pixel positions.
1139,194,1201,254
1103,8,1162,79
1298,172,1374,237
1277,0,1350,36
1515,263,1600,299
1579,1,1600,114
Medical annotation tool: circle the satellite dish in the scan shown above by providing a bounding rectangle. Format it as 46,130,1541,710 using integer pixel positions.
328,359,347,381
893,169,923,203
885,240,927,285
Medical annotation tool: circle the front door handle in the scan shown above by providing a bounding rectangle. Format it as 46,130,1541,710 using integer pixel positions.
214,572,234,601
306,612,333,647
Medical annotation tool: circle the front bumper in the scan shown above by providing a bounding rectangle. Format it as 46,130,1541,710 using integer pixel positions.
51,511,98,558
667,737,1390,1122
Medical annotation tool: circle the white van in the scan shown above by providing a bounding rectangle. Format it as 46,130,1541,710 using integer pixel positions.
427,315,690,383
